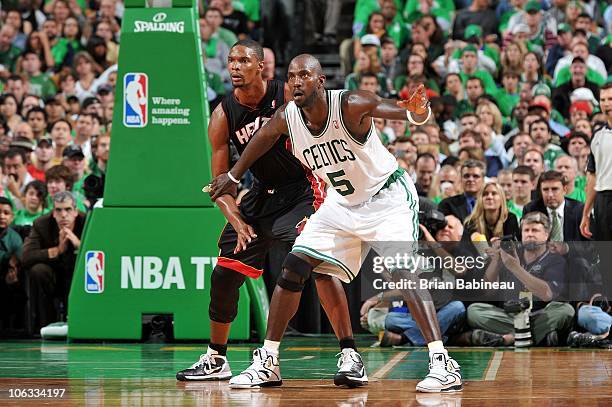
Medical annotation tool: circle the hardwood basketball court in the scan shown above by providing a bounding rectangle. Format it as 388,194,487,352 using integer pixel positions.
0,337,610,405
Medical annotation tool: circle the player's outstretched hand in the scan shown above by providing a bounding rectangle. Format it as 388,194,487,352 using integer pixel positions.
396,84,429,115
209,173,238,201
234,222,257,253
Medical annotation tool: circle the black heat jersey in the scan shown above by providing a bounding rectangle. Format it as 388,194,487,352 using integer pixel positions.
222,79,305,188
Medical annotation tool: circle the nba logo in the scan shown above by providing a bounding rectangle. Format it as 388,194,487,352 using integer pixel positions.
123,73,148,127
85,251,105,293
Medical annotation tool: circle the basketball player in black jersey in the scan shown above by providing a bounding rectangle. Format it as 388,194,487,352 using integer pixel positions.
176,40,366,387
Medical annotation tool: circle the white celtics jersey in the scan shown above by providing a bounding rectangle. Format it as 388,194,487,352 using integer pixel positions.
285,89,398,206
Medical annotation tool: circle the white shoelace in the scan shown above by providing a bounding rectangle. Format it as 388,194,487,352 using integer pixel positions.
191,353,216,370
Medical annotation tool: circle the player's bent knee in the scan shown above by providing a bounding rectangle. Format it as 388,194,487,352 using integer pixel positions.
209,266,246,323
277,253,313,292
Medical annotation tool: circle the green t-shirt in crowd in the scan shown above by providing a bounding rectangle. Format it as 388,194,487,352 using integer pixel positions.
507,199,524,221
403,0,455,24
13,208,46,226
51,38,83,68
28,73,58,99
554,66,606,87
566,188,586,203
492,89,519,118
0,45,21,72
575,175,587,192
459,70,498,96
543,145,565,170
234,0,260,22
217,27,238,48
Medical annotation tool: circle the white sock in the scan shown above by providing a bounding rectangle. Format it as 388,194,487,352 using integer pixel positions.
263,340,280,355
427,340,446,354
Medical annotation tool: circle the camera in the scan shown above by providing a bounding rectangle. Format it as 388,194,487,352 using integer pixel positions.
83,173,105,206
504,296,532,347
500,234,518,253
419,209,447,236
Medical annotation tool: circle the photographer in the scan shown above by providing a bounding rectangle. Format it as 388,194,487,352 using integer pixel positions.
360,214,467,347
466,212,575,347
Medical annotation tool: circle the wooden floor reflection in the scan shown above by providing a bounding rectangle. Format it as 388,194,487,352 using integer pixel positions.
0,346,609,406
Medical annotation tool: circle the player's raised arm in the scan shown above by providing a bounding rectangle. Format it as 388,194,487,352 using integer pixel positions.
209,105,289,201
347,84,431,124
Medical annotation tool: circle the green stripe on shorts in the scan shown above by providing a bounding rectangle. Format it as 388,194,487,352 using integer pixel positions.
292,245,355,281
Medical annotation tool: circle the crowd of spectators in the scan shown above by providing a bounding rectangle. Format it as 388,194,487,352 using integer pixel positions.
1,0,610,348
0,0,262,336
346,0,611,348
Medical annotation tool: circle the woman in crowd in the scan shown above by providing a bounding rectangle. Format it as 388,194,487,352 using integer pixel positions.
463,182,520,243
476,100,504,136
0,94,22,133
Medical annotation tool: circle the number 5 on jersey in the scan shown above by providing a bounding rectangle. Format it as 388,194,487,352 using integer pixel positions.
327,170,355,196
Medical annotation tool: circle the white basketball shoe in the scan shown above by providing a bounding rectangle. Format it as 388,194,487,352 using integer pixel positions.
229,348,282,389
416,351,463,393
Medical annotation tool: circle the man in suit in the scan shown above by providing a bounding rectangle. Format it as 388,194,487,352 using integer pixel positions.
22,191,86,332
438,160,485,223
523,170,585,242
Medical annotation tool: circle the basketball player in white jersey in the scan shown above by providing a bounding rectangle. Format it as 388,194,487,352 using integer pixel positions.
209,54,463,393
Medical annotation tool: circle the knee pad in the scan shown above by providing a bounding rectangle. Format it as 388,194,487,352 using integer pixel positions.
277,253,313,292
209,266,246,323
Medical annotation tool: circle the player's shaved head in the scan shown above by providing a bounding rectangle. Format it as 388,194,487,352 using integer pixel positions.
289,54,323,75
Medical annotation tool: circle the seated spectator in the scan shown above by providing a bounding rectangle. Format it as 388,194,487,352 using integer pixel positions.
545,23,573,76
13,180,48,227
20,51,56,99
568,293,611,348
0,25,21,73
455,76,485,118
357,72,382,96
506,0,556,54
439,159,485,222
522,146,545,180
493,69,521,118
0,93,22,132
553,39,607,87
454,45,497,95
199,16,230,88
22,191,85,333
26,107,49,141
475,122,507,177
394,53,440,95
430,165,462,204
508,132,533,168
4,148,36,207
508,165,536,220
28,137,53,182
345,46,388,96
467,211,575,346
45,165,87,213
529,119,565,170
452,0,499,41
555,155,585,203
552,56,601,117
415,153,437,197
0,197,25,332
523,170,585,242
205,7,238,48
463,181,520,243
209,0,250,40
48,119,72,166
62,145,87,206
497,168,514,200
